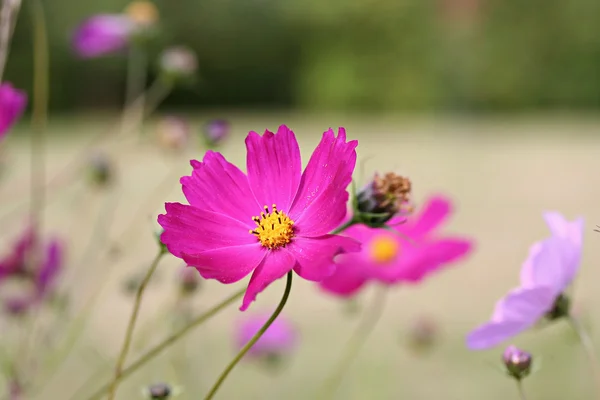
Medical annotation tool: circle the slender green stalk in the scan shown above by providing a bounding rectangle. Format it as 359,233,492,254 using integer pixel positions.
568,315,600,398
83,288,245,400
106,250,166,400
0,0,21,81
122,43,147,138
203,272,294,400
516,380,527,400
318,287,388,399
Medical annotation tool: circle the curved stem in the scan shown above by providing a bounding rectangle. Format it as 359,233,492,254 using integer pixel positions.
83,287,245,400
568,315,600,398
516,380,528,400
122,44,147,138
318,287,388,399
203,272,294,400
106,250,165,400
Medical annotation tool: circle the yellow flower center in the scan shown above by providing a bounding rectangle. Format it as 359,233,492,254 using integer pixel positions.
369,235,400,264
249,204,295,249
125,1,159,25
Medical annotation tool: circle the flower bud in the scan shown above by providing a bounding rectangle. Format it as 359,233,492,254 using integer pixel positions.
159,46,198,84
355,172,412,226
146,382,171,399
202,119,229,148
406,316,439,354
503,345,532,380
178,266,200,295
87,151,113,187
545,293,570,321
156,116,190,151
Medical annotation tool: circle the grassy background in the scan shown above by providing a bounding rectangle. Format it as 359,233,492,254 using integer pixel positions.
1,114,599,399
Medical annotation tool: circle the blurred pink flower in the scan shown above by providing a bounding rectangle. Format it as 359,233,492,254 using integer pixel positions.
0,83,27,141
236,314,297,358
72,15,133,58
466,212,583,350
158,125,360,311
319,195,473,297
0,227,64,314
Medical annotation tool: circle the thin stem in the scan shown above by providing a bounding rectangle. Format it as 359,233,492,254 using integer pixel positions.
122,44,147,137
516,380,528,400
331,218,356,235
106,250,166,400
568,315,600,398
83,288,245,400
0,0,21,81
203,272,294,400
318,287,388,399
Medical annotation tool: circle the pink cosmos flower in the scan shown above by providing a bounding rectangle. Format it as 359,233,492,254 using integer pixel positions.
235,313,297,358
319,195,473,296
466,212,583,350
72,15,134,58
0,83,27,141
0,227,64,314
158,125,360,311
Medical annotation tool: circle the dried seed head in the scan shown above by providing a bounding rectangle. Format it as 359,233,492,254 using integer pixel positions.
356,172,413,226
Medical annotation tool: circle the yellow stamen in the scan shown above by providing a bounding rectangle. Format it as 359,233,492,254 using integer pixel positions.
369,235,400,264
249,204,294,249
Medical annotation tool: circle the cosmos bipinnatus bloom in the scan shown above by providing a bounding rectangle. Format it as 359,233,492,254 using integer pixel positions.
355,172,413,226
0,83,27,141
503,346,532,380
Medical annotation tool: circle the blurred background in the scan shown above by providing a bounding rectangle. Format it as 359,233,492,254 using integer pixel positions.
5,0,600,113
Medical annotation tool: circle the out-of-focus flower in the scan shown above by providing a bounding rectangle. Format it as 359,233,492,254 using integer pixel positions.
202,119,229,148
503,345,532,380
145,382,171,399
158,126,360,311
124,1,159,27
72,15,134,58
466,212,583,350
0,227,64,315
319,195,473,297
86,150,113,186
0,83,27,142
159,46,198,83
406,315,439,354
178,266,200,295
355,172,412,227
236,314,297,360
156,116,191,151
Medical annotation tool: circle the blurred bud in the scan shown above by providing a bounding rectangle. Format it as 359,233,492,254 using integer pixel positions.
342,298,361,317
125,1,159,27
87,151,113,187
202,119,229,148
545,293,570,321
354,172,412,227
503,346,532,380
159,46,198,84
146,382,171,399
406,316,439,354
178,266,200,296
156,117,190,151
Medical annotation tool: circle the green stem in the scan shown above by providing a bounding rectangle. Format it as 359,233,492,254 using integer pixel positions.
331,218,357,235
0,0,21,81
83,288,245,400
318,287,388,399
122,43,147,138
516,380,527,400
568,315,600,398
106,250,166,400
203,272,294,400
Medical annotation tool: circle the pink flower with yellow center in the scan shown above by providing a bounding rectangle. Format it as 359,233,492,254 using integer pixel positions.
319,195,473,296
158,125,360,310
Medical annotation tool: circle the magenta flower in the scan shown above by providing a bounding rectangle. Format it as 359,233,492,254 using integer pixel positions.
466,212,583,350
72,15,133,58
236,313,297,358
0,83,27,142
0,227,64,314
158,125,360,310
319,195,473,297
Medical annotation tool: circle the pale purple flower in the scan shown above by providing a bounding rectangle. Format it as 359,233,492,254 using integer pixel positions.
72,15,133,58
202,119,229,147
0,83,27,141
466,212,583,350
236,314,297,358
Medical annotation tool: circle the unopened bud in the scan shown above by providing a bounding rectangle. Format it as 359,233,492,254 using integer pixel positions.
156,116,190,151
159,46,198,83
202,119,229,148
406,316,438,354
355,172,412,226
503,345,532,380
146,382,171,399
87,151,113,187
178,266,200,295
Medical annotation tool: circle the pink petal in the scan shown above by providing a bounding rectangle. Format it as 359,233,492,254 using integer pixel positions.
519,241,544,288
403,195,452,237
241,249,296,311
180,152,260,223
288,235,361,281
245,126,302,211
466,320,532,350
543,212,584,247
37,239,63,292
319,261,368,297
183,244,266,284
289,128,358,236
158,203,256,257
490,286,555,323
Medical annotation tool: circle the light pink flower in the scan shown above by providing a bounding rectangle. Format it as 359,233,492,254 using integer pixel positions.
158,125,360,310
319,195,473,296
236,314,297,358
